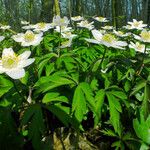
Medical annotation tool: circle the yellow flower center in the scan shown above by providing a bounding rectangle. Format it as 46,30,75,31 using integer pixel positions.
118,31,124,35
102,34,116,43
133,22,140,27
24,32,35,42
98,17,104,21
81,21,87,25
37,22,46,29
62,40,69,46
60,19,65,24
140,31,150,42
74,16,80,19
2,55,18,69
136,43,144,51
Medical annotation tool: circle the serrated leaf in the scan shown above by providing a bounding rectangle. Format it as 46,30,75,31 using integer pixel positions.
45,63,55,76
45,105,71,127
35,73,76,93
101,129,117,137
133,114,150,145
21,104,45,150
106,93,121,135
107,92,122,113
111,91,127,100
0,107,23,149
0,76,13,97
90,79,98,91
42,92,68,103
72,84,87,122
94,89,105,126
141,84,150,118
131,80,146,96
92,59,101,72
124,80,131,92
80,82,96,114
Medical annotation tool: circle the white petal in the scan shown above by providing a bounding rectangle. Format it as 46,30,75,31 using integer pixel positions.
116,41,127,46
18,58,35,68
2,48,15,57
85,38,100,44
0,36,5,42
19,51,31,60
0,62,5,73
6,69,25,79
12,33,24,42
92,30,103,41
134,34,141,40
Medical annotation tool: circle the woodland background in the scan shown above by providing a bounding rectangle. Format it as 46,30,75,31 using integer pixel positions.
0,0,150,29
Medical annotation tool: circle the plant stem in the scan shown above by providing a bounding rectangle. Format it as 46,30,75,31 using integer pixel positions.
12,80,26,101
100,46,107,67
136,45,147,75
58,26,62,57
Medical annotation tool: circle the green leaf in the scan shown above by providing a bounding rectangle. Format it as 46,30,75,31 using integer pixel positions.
0,107,23,149
35,73,76,93
45,105,71,127
130,80,146,96
111,91,127,100
0,76,13,97
140,143,149,150
90,79,98,91
20,71,29,85
72,84,87,122
107,92,122,113
42,92,69,103
80,82,96,114
21,104,45,150
45,63,55,76
106,93,121,135
141,84,150,118
94,89,105,126
133,114,150,145
92,59,101,72
37,53,57,77
124,80,131,92
72,82,96,123
101,129,117,137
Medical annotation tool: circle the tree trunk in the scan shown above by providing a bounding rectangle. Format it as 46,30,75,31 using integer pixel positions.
54,0,61,16
142,0,149,23
40,0,54,22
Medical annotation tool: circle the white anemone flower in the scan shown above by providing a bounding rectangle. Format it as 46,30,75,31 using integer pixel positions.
127,19,147,30
55,26,72,33
71,16,84,21
134,30,150,43
33,22,53,32
101,25,113,30
113,30,131,37
129,42,146,53
0,25,11,30
12,30,43,47
61,32,77,39
21,21,29,25
77,20,94,30
123,25,132,30
60,38,73,48
99,29,106,34
93,16,109,22
0,48,35,79
22,24,35,30
52,15,69,27
85,29,127,49
0,36,5,42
